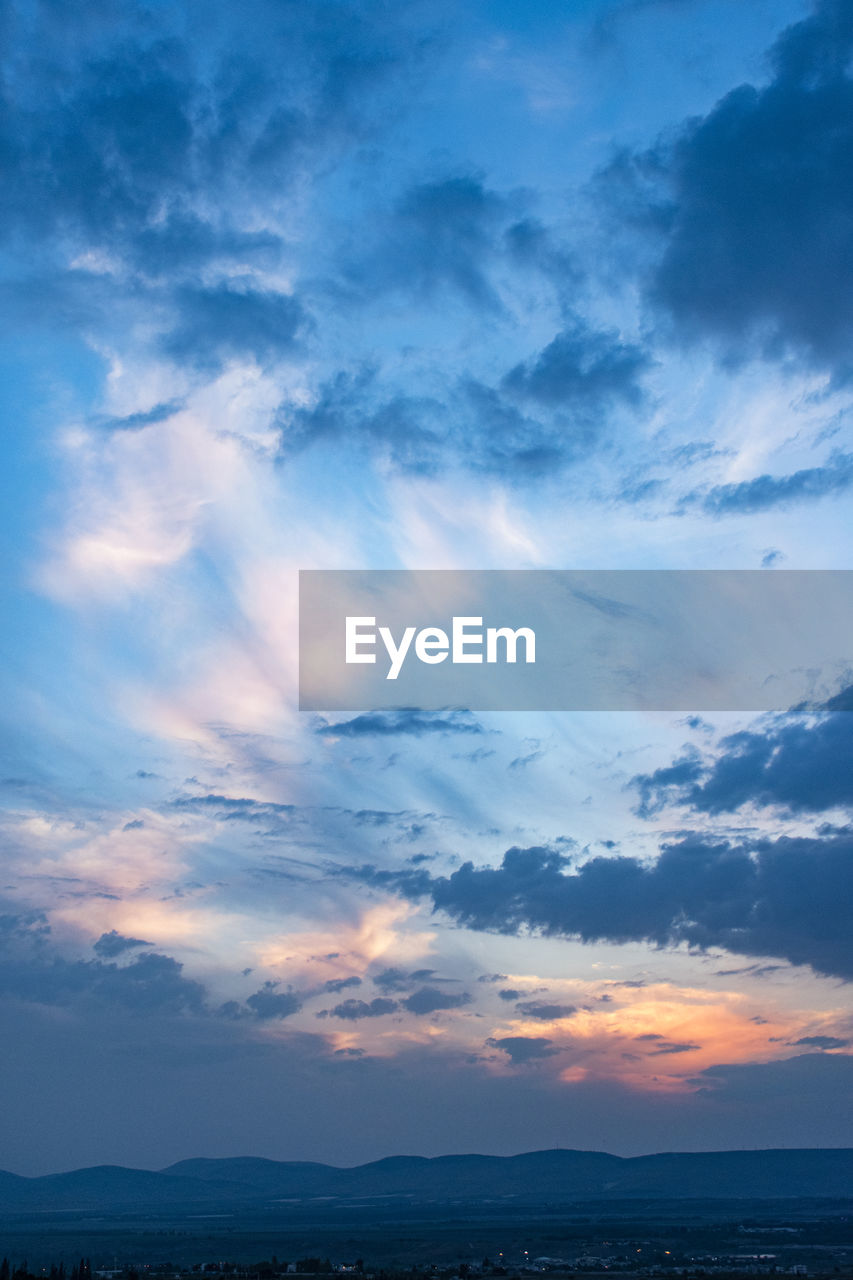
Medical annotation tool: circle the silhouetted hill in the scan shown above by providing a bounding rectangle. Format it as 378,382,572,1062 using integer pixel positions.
2,1148,853,1212
0,1164,259,1210
167,1156,337,1195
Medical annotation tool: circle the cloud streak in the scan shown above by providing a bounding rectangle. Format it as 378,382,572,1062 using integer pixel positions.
349,831,853,981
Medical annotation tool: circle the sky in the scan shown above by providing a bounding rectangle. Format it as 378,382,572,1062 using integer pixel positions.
1,0,853,1176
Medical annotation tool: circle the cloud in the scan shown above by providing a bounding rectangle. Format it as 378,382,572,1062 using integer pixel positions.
792,1035,850,1050
171,794,296,823
323,976,362,993
509,749,544,771
317,708,483,737
515,1001,577,1020
485,1035,560,1064
351,833,853,981
690,452,853,515
0,0,423,385
281,370,461,476
369,966,440,991
648,1040,701,1056
0,2,413,253
401,987,472,1015
19,950,206,1015
346,174,507,310
128,218,282,277
0,910,207,1016
503,323,648,410
610,0,853,374
372,967,414,992
633,697,853,815
245,984,302,1020
0,40,196,248
162,283,305,369
504,217,581,297
343,173,585,322
693,1051,853,1122
327,997,399,1020
93,930,154,957
459,380,566,476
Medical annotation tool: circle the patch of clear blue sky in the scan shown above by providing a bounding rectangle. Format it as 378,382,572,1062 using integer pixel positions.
369,0,810,200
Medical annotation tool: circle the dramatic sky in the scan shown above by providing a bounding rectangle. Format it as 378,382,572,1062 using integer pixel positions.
2,0,853,1176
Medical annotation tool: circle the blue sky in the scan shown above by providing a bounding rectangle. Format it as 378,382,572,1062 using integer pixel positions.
2,0,853,1175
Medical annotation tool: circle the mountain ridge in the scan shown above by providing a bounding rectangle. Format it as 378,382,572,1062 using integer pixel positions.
2,1148,853,1212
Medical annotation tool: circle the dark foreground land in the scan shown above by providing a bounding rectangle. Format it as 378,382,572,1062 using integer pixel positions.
1,1151,853,1274
3,1197,853,1275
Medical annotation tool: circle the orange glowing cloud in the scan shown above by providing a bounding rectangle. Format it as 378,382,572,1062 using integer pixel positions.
482,978,853,1092
256,899,436,983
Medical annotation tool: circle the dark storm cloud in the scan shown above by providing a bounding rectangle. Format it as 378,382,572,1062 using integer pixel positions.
692,1051,853,1116
792,1035,850,1050
326,997,398,1020
162,284,305,368
460,380,566,476
504,217,581,296
688,452,853,515
0,40,196,247
129,218,282,276
317,708,484,737
283,378,449,475
458,320,649,475
279,325,649,480
323,976,362,993
93,929,154,957
373,967,412,992
278,160,647,478
0,910,50,947
245,983,302,1020
281,366,372,448
372,966,443,993
516,1001,578,1020
11,949,207,1015
0,913,203,1015
503,324,649,410
633,696,853,816
344,174,584,317
355,175,507,309
486,1035,559,1064
0,908,317,1022
280,367,450,476
402,987,472,1015
0,2,412,254
287,368,612,479
826,686,853,711
609,0,853,374
349,832,853,981
0,0,422,368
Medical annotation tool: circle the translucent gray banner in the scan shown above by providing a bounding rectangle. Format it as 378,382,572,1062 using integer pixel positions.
298,570,853,711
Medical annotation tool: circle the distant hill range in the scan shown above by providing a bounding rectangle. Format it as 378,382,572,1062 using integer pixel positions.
2,1148,853,1212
